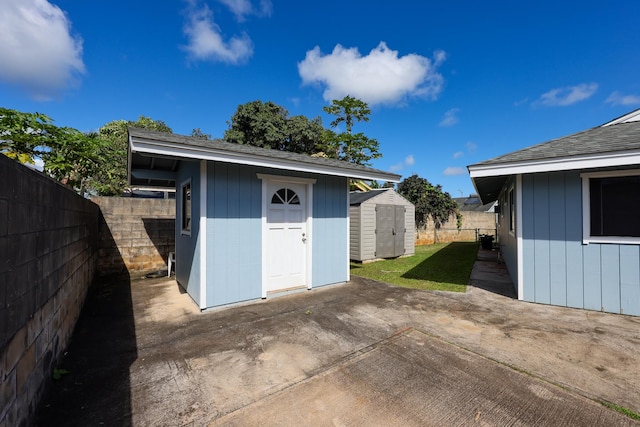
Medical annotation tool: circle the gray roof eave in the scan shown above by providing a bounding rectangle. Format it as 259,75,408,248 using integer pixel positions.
128,127,401,182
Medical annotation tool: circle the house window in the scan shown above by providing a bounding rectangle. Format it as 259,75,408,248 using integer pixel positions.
181,179,191,235
508,187,515,233
582,170,640,244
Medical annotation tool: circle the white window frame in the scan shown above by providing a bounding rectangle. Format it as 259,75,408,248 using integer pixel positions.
581,169,640,245
180,178,192,236
508,185,515,237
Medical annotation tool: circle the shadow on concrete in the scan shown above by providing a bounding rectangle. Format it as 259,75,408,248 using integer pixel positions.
402,242,479,286
35,214,136,426
470,248,517,299
142,217,175,271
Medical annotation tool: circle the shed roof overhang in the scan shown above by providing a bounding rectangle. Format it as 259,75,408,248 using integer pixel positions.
128,128,401,188
468,150,640,204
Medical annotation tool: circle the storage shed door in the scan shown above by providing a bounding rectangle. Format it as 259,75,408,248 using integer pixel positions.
266,183,306,291
375,204,405,258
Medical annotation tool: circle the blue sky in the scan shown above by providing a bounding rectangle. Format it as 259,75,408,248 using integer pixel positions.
2,0,640,196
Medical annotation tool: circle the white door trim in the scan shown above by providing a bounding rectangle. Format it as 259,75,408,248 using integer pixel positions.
257,174,315,297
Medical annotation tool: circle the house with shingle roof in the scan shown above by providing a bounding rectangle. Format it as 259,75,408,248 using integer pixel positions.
127,128,400,310
468,108,640,316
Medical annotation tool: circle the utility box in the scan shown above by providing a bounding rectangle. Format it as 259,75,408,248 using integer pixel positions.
350,189,415,262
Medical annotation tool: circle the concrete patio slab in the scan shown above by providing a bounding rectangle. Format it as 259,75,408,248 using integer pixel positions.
35,248,640,426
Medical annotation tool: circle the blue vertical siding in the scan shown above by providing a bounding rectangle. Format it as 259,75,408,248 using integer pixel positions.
548,172,567,306
533,174,551,304
175,160,201,306
601,245,620,313
582,244,602,311
518,170,640,315
207,162,262,307
497,178,518,289
564,173,584,309
312,175,349,287
620,246,640,315
521,175,535,302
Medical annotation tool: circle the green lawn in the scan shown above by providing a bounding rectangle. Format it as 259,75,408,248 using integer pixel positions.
350,242,479,292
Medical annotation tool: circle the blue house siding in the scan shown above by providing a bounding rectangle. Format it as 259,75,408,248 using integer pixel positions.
312,175,349,287
518,170,640,315
175,160,201,306
497,177,518,293
176,161,349,309
206,162,262,307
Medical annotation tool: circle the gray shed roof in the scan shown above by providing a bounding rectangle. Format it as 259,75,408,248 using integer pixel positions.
128,128,401,188
468,110,640,203
349,189,390,206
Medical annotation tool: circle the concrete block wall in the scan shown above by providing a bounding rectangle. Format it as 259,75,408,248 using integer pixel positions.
416,211,496,245
92,197,175,276
0,155,99,427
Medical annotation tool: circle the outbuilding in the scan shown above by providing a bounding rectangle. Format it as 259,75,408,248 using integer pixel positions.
128,128,400,309
349,189,415,262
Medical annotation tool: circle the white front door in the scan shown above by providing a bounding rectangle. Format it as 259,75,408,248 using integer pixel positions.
266,182,307,291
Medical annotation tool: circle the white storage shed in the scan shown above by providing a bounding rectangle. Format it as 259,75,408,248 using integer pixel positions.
349,189,415,262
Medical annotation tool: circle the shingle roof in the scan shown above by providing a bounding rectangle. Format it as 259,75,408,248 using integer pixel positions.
469,120,640,168
128,127,401,183
349,189,390,206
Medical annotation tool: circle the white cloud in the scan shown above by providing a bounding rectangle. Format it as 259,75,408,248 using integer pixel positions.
0,0,85,100
453,151,463,159
605,91,640,106
465,141,477,152
439,108,460,127
298,42,446,105
442,167,466,176
389,154,415,172
218,0,272,21
183,2,253,64
536,83,598,107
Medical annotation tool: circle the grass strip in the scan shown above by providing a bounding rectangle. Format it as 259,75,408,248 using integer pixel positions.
350,242,479,292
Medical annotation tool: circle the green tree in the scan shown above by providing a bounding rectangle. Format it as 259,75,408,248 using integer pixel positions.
0,107,58,164
43,128,101,194
397,174,460,229
224,100,326,155
0,107,102,194
322,95,381,165
224,100,289,150
91,116,172,196
191,128,211,139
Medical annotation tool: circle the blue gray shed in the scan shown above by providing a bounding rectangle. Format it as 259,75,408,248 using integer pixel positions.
349,189,415,262
468,109,640,316
128,128,400,309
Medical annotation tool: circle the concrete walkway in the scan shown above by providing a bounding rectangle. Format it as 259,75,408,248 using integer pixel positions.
35,249,640,426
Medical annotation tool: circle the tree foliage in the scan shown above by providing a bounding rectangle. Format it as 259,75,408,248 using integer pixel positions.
397,174,460,229
0,107,58,164
225,97,382,165
91,116,172,196
322,95,381,165
1,108,101,193
191,128,211,139
224,100,326,155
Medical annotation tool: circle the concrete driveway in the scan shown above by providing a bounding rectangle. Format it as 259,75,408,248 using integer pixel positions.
36,250,640,426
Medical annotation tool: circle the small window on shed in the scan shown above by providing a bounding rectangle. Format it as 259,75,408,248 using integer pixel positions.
271,188,300,205
508,187,515,232
181,179,191,235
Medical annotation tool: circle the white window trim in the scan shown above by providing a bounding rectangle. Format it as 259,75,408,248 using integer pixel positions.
515,175,523,301
581,169,640,245
180,178,192,236
508,184,515,238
